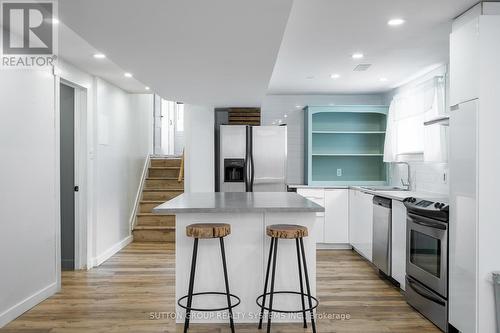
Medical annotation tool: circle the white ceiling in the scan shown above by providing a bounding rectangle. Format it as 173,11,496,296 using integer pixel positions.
59,0,293,107
268,0,478,94
59,24,149,93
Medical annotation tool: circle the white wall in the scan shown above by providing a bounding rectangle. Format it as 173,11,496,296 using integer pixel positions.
93,78,153,263
0,69,58,327
184,104,215,192
261,94,386,184
0,63,154,327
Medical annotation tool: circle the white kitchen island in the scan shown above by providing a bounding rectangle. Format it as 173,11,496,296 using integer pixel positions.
153,192,324,324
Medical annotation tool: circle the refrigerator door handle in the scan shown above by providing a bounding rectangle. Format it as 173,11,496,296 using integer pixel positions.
245,126,253,192
250,136,255,191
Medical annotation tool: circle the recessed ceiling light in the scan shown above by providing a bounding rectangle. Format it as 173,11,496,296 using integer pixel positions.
388,18,405,26
295,105,302,109
352,53,364,59
380,77,389,82
93,53,106,59
330,73,341,79
284,114,288,118
145,86,150,91
124,72,133,78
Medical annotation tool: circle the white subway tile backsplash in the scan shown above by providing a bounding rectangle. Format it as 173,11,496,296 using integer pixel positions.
389,161,449,195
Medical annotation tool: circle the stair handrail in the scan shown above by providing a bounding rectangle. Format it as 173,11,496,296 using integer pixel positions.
178,149,185,183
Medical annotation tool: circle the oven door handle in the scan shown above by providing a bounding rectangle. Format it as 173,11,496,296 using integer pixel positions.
407,279,446,306
408,213,447,230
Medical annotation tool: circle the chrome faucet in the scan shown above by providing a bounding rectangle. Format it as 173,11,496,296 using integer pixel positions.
392,162,411,191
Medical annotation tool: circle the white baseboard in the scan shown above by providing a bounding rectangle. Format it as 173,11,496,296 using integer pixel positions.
0,282,58,328
92,235,133,267
317,243,352,250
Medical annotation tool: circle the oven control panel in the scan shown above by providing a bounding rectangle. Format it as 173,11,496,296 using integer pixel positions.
403,197,449,222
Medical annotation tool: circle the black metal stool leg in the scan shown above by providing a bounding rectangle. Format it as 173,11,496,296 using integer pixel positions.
295,238,308,328
299,237,317,333
258,237,275,329
184,238,199,333
267,238,279,333
220,237,235,333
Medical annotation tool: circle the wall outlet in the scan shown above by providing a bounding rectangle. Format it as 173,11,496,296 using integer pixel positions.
337,168,342,177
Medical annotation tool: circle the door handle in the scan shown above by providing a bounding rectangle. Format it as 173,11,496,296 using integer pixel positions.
407,279,445,306
74,186,79,192
408,213,447,230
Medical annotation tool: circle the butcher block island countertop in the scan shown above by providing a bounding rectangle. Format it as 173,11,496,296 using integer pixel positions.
153,192,322,324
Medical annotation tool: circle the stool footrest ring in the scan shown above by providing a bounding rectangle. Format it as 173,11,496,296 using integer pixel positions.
178,292,241,312
256,291,319,314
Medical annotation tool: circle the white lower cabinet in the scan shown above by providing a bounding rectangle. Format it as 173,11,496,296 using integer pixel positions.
324,189,349,244
348,190,361,250
300,187,408,291
297,188,349,245
297,188,325,243
391,200,407,290
349,189,373,261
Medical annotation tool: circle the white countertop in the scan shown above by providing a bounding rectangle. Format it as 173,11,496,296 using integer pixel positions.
289,185,448,202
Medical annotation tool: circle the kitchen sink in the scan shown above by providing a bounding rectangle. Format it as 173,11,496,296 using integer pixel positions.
360,186,409,191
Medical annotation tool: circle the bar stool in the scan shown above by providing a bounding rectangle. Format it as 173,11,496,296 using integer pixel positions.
178,223,240,333
256,224,318,333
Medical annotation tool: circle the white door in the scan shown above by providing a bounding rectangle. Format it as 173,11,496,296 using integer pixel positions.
153,94,162,155
449,99,477,333
324,189,349,244
161,99,175,155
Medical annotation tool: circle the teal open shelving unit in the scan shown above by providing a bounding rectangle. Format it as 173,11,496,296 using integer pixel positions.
304,105,389,186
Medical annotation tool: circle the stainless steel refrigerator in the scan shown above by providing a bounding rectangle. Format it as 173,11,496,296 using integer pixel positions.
217,125,287,192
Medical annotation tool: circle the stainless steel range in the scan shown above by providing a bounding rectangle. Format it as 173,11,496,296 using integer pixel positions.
403,197,449,332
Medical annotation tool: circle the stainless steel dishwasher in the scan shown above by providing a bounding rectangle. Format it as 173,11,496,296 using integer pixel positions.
372,196,392,276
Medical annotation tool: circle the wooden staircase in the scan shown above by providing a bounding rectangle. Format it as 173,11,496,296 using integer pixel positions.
132,156,184,245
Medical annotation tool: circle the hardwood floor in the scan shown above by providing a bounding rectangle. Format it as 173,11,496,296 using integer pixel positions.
1,243,440,333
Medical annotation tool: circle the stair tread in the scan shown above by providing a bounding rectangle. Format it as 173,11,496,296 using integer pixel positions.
140,200,167,204
143,188,184,191
151,157,181,159
134,225,175,231
137,213,175,216
149,166,180,169
147,177,181,180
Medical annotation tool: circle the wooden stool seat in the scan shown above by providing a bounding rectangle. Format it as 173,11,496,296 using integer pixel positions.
186,223,231,239
266,224,308,239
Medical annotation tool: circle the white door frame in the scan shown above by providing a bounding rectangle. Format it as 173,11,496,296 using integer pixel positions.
57,77,89,271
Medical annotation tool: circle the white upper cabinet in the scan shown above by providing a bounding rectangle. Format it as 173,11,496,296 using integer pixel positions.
450,17,480,106
324,189,349,244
